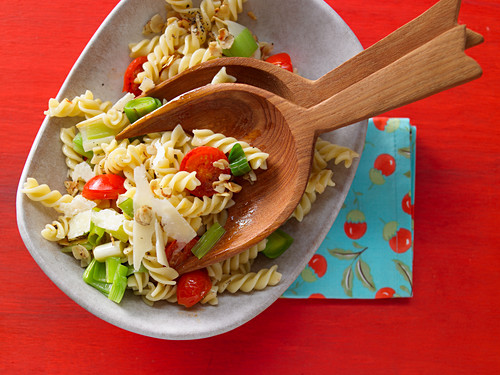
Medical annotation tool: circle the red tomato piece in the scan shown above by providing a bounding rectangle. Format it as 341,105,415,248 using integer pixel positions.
180,146,230,197
123,56,148,97
177,269,212,308
265,53,293,72
82,174,126,200
165,238,198,269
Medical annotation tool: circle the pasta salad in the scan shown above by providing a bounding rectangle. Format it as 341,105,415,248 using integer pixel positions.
22,0,359,308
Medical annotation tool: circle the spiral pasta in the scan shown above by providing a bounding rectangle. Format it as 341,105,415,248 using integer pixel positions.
291,191,318,222
22,178,73,212
142,255,179,285
217,265,282,293
315,137,360,168
45,90,112,119
41,216,70,241
60,127,84,172
156,171,201,195
129,35,161,58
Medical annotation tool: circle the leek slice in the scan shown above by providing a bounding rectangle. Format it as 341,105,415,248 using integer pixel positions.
88,222,105,247
228,143,251,176
77,114,120,152
93,242,123,261
222,21,259,57
262,229,294,259
83,259,112,295
92,259,107,282
118,198,134,218
191,223,226,259
108,264,128,303
105,257,122,283
123,97,162,124
72,132,94,159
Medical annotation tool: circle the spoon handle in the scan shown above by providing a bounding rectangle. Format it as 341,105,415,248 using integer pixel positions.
311,0,482,104
302,25,482,136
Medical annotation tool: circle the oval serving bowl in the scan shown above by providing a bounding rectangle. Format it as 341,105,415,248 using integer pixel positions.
16,0,366,340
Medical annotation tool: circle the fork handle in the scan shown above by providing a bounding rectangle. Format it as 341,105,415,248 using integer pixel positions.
302,25,482,135
309,0,482,106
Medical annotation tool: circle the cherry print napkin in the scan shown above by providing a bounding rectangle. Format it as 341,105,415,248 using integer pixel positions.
283,118,416,299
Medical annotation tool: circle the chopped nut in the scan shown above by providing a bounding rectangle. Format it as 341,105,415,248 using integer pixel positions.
213,159,230,170
247,11,257,21
135,205,154,226
260,42,274,60
217,27,234,49
64,180,79,196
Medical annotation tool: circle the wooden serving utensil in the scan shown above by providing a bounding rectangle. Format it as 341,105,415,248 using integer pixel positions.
119,26,481,274
141,0,483,109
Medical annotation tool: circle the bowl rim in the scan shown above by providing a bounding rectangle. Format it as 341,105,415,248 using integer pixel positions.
16,0,367,340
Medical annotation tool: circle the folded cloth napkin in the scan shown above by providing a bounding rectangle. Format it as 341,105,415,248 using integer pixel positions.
283,118,416,299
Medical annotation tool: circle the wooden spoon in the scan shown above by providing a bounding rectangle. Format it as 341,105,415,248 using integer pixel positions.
119,26,481,274
142,0,483,108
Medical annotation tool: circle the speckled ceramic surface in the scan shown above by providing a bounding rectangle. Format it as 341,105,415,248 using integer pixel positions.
16,0,367,340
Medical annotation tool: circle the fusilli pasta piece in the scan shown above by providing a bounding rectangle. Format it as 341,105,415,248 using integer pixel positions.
217,265,281,293
315,137,359,168
40,216,70,241
60,127,83,172
45,90,112,119
22,178,73,212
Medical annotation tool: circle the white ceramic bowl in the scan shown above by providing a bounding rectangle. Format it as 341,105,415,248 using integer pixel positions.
16,0,366,340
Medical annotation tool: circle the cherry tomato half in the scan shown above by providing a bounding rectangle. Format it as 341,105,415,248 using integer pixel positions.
265,52,293,72
82,174,126,200
177,269,212,308
165,237,199,269
123,56,148,97
180,146,230,197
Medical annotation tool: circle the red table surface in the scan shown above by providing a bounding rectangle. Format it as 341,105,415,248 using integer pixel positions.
2,0,499,373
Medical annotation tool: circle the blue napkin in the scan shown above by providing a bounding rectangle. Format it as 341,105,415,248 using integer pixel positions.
283,118,416,299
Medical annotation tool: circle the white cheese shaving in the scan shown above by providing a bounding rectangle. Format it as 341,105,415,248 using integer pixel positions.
113,92,136,111
154,194,196,246
132,165,155,270
71,162,95,183
155,220,168,266
131,165,196,270
139,77,156,92
67,210,92,240
92,209,125,232
59,195,97,218
152,139,165,168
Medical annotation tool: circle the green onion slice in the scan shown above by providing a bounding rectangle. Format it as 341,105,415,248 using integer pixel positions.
262,229,294,259
191,222,226,259
228,143,251,176
123,97,162,124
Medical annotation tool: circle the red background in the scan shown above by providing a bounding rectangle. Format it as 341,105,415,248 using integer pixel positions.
2,0,499,373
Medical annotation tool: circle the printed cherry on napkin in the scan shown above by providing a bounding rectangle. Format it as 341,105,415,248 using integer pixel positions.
284,118,416,299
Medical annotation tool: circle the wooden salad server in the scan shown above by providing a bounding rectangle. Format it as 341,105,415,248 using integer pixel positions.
139,0,483,109
118,25,481,274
